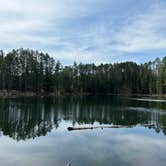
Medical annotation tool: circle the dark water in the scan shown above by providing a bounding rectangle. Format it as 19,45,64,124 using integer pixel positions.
0,96,166,166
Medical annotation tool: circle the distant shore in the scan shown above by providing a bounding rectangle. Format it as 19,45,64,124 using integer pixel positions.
0,90,165,99
0,90,91,97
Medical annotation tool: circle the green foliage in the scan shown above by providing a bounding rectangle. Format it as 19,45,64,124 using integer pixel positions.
0,48,164,95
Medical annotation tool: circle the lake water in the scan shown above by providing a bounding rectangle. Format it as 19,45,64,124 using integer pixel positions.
0,96,166,166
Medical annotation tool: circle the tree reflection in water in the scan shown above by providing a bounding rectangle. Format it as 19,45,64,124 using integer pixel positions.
0,96,166,141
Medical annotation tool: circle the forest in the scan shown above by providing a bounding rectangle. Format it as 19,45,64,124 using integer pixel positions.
0,48,165,95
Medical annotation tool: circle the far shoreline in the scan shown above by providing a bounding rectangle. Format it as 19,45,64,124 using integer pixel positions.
0,90,166,99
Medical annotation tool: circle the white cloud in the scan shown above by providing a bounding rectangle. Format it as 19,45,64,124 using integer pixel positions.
0,0,166,64
112,3,166,52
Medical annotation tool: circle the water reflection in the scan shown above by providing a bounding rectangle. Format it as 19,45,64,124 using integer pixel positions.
0,96,166,141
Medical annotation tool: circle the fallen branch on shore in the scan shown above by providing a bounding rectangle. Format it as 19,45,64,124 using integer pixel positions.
67,124,155,131
66,162,71,166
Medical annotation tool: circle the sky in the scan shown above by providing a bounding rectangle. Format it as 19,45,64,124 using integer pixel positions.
0,0,166,64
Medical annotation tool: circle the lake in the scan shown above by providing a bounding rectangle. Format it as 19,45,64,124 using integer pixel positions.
0,96,166,166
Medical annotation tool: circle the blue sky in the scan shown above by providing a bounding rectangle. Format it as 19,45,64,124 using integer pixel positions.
0,0,166,64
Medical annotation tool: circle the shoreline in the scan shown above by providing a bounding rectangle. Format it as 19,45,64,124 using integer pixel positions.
0,90,92,98
0,90,165,99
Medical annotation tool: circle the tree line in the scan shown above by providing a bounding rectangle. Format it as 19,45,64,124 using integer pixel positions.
0,48,165,95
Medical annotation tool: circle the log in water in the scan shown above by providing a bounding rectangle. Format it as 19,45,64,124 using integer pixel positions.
67,124,155,131
68,125,130,131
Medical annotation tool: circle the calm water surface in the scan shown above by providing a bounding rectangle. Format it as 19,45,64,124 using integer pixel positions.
0,96,166,166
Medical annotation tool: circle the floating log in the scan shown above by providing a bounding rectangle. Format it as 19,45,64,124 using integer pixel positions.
68,125,130,131
144,124,155,127
67,124,155,131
